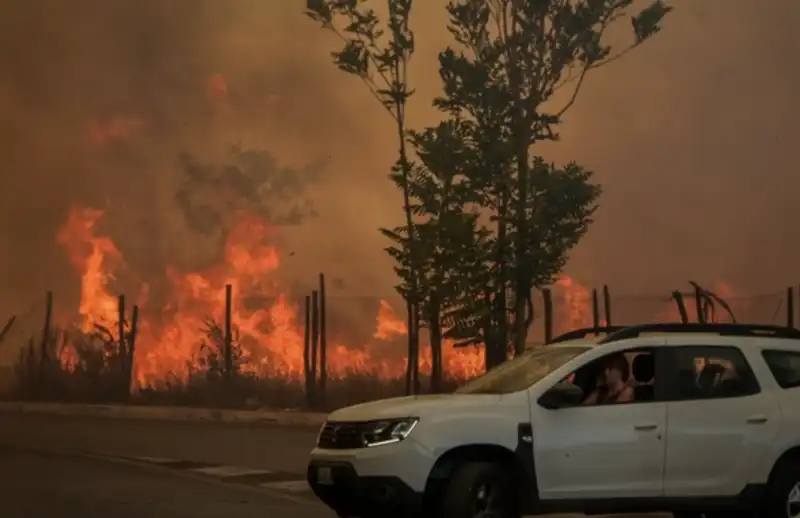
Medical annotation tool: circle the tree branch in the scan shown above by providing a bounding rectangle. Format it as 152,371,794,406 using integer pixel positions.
555,39,644,118
322,23,399,122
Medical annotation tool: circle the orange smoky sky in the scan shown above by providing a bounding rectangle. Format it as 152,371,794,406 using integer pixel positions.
0,0,798,348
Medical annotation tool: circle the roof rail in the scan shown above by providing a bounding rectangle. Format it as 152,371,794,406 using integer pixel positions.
550,326,628,343
597,323,800,344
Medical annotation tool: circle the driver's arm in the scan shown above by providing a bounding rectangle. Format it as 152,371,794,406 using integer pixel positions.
582,390,599,405
616,385,634,403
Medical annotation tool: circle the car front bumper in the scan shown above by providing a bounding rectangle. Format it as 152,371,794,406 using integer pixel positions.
307,461,422,517
307,438,434,517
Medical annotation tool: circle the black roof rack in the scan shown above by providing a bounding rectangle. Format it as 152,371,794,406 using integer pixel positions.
550,326,628,343
597,323,800,344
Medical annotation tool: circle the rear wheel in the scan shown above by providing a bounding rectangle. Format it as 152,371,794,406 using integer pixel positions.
441,461,519,518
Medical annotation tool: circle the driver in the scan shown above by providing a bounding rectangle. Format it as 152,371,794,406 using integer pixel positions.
582,354,634,405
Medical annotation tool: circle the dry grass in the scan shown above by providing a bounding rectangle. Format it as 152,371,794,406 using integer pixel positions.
3,322,464,411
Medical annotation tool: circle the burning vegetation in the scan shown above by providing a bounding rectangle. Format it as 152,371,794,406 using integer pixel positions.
6,200,779,410
3,2,796,412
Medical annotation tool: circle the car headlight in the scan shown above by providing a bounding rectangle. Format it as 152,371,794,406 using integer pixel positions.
362,418,419,447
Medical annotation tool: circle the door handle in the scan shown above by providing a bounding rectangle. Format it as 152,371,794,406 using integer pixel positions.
634,423,658,431
746,415,768,424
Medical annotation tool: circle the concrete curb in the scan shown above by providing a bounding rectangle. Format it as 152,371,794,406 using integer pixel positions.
0,401,328,427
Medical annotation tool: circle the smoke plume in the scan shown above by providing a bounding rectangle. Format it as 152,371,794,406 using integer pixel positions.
0,0,798,336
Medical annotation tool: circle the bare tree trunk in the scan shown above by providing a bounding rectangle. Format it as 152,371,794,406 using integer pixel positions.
490,196,509,369
0,315,16,345
542,288,553,343
672,291,689,323
428,293,443,393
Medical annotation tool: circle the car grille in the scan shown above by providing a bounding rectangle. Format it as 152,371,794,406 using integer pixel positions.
317,422,365,449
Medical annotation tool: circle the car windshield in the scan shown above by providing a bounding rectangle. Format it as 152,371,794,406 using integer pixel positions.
455,346,591,395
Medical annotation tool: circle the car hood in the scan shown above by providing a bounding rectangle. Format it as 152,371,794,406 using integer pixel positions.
326,393,508,422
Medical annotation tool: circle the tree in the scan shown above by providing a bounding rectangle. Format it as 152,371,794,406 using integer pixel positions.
432,0,670,364
306,0,424,393
382,118,490,391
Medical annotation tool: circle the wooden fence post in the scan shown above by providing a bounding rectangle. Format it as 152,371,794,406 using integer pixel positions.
125,305,139,399
117,294,126,363
602,285,612,326
318,273,327,406
787,287,794,328
117,294,126,400
591,288,600,332
303,295,312,407
38,291,53,397
310,290,319,407
224,284,233,382
542,288,553,343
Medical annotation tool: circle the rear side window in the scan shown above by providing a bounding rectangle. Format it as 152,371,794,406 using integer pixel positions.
671,346,760,400
762,350,800,389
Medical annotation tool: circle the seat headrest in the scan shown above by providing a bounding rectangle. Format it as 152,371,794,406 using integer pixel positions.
632,354,655,383
698,363,727,390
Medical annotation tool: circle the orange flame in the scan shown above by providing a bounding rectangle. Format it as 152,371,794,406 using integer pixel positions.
55,204,741,388
55,206,486,386
56,206,123,332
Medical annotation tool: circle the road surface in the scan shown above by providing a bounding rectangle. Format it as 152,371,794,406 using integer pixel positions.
0,412,317,474
0,444,332,518
0,410,667,518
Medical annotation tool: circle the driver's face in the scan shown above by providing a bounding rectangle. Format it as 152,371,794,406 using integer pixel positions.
604,365,623,385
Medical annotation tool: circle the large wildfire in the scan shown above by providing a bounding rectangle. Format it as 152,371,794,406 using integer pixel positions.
55,204,488,386
53,203,742,389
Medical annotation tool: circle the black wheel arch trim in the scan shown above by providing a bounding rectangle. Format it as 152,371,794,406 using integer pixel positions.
515,421,539,512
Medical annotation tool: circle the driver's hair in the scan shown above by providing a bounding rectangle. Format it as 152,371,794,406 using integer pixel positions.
604,354,630,382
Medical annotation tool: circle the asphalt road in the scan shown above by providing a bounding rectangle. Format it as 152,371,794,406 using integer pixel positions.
0,412,317,474
0,411,668,518
0,444,333,518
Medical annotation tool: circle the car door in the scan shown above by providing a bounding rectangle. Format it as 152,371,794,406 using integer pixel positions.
662,342,781,497
531,346,668,501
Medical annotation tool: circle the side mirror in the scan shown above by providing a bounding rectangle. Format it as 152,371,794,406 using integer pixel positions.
538,383,584,410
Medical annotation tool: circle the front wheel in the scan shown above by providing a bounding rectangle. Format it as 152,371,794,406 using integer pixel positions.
766,462,800,518
441,461,519,518
673,513,752,518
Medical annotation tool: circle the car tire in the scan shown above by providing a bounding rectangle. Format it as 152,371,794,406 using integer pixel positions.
441,461,519,518
673,513,751,518
766,460,800,518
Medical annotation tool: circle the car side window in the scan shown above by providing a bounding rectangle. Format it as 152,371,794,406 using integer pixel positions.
762,350,800,389
559,348,658,406
671,346,760,401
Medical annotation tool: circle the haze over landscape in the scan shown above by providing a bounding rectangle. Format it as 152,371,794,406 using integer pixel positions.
0,1,798,367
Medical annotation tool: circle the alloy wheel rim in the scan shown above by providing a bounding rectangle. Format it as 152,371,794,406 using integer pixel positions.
473,481,504,518
788,481,800,518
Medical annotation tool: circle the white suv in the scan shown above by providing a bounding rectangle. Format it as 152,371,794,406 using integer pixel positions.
306,323,800,518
